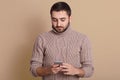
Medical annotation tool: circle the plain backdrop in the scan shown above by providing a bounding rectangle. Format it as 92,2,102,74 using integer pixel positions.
0,0,120,80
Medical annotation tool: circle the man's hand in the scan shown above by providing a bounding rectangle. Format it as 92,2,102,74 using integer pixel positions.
36,64,62,76
51,64,62,74
60,63,84,76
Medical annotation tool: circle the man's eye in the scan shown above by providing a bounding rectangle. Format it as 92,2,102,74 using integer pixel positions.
61,19,65,22
52,19,57,22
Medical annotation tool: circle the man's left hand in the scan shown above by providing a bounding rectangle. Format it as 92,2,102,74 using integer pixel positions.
60,63,80,76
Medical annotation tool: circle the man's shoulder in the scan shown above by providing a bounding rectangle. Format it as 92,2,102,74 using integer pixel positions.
37,30,52,38
72,30,87,38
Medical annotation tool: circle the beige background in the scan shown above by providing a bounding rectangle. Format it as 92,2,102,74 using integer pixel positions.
0,0,120,80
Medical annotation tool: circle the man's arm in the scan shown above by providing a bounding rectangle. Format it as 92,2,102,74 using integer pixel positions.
36,64,62,76
30,35,46,77
80,36,94,77
36,67,52,76
60,36,94,78
60,63,85,77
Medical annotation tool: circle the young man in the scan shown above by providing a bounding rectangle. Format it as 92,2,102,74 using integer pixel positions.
30,2,94,80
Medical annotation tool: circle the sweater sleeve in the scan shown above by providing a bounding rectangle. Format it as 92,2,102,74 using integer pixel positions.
30,35,44,77
80,36,94,78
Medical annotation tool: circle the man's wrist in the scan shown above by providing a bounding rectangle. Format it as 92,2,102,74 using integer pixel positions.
74,68,85,77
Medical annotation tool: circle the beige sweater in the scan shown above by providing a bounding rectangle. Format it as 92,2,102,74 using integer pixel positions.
30,27,94,80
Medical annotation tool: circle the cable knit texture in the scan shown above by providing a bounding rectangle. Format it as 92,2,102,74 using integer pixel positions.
30,26,94,80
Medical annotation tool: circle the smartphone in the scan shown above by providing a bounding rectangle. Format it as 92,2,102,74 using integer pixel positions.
54,61,63,66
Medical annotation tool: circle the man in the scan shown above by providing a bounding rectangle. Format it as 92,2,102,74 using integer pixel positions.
30,1,94,80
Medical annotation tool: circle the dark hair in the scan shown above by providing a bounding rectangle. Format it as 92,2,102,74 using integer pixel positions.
50,2,71,17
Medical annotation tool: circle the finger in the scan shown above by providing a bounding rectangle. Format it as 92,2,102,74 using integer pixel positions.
60,64,68,68
52,64,60,68
62,63,69,66
52,68,61,74
60,66,66,69
54,67,62,71
62,63,72,68
61,69,68,72
63,72,70,75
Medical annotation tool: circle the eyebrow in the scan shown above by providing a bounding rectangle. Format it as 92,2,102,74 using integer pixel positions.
51,17,66,19
60,17,66,19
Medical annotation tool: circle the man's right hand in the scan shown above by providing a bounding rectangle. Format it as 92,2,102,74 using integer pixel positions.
36,64,62,76
51,64,62,74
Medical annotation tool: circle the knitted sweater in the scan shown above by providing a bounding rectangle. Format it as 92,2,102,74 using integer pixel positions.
30,26,94,80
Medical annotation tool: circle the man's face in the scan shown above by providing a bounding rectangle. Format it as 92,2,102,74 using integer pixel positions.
51,11,71,33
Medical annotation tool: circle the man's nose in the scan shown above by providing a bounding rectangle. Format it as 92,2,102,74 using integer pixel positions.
57,21,61,26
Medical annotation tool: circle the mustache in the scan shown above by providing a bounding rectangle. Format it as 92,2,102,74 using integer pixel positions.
56,26,64,28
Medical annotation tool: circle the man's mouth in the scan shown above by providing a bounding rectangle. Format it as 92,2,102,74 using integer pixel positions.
57,26,63,28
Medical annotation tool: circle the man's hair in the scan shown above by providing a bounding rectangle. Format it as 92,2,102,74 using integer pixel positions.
50,2,71,17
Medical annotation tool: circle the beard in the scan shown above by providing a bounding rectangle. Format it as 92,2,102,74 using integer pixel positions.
52,22,70,33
